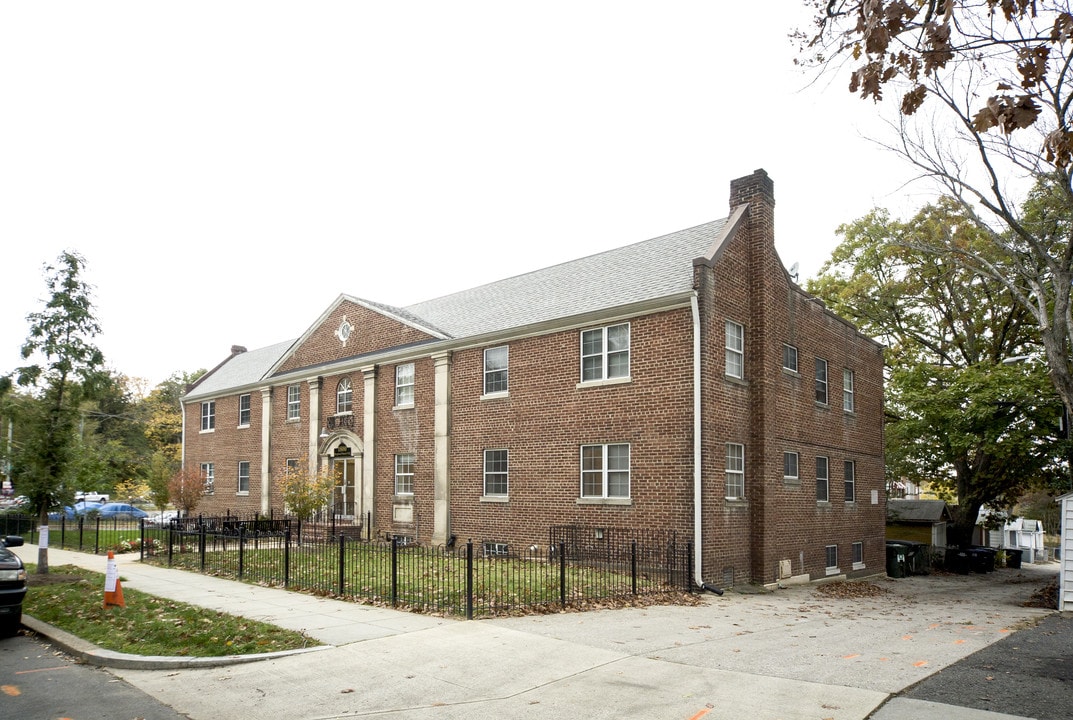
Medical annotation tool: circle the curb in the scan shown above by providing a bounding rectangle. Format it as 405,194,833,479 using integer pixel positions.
21,615,330,670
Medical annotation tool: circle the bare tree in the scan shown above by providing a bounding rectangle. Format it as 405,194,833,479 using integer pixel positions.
798,1,1073,426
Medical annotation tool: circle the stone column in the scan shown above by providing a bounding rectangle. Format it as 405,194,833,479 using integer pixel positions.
432,352,451,545
362,366,377,531
260,387,272,514
308,377,321,479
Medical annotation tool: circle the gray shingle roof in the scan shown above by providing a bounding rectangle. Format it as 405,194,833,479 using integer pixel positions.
403,219,726,337
887,499,950,523
184,217,729,400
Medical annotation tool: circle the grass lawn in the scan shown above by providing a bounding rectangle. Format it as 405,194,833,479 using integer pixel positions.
23,564,321,657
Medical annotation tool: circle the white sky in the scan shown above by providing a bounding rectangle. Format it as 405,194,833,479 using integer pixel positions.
1,2,927,392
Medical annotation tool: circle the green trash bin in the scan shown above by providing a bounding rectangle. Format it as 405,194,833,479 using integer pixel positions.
886,541,908,578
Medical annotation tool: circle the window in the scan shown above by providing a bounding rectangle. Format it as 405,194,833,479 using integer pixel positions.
844,460,856,502
581,323,630,382
725,320,744,379
484,346,509,395
336,377,353,414
394,454,415,495
237,461,250,494
783,452,799,480
200,401,215,431
782,344,798,372
580,443,630,498
287,385,301,420
483,449,508,496
843,368,855,412
395,363,415,406
815,358,828,404
238,394,251,427
816,456,829,502
200,462,215,495
825,545,839,573
483,541,509,557
725,443,745,499
852,541,864,566
286,458,299,474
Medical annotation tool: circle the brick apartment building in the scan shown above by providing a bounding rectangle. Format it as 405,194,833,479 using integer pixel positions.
181,169,885,588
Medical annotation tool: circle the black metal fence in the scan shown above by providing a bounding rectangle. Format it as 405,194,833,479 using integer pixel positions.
0,511,693,619
142,518,692,618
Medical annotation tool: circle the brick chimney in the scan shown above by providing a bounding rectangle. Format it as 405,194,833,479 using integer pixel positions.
230,345,247,356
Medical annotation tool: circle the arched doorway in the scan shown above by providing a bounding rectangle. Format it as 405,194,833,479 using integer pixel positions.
320,432,363,523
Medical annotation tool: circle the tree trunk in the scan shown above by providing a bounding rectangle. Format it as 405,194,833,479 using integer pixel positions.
35,506,49,574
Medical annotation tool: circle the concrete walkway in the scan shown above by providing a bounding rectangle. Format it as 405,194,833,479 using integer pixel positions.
13,544,1061,720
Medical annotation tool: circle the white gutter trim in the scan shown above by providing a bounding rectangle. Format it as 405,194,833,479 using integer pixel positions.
691,291,703,588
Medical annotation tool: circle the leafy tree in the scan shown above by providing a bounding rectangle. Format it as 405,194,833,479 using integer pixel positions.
146,450,178,513
11,251,104,573
809,201,1067,545
168,466,205,517
799,1,1073,442
275,459,336,522
139,371,203,463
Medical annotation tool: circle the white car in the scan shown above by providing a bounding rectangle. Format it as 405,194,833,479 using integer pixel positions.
74,491,110,504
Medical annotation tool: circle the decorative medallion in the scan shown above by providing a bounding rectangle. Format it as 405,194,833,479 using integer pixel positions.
335,316,353,347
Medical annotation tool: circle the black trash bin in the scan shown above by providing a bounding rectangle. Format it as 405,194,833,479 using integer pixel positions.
968,546,996,573
945,548,971,574
886,541,908,578
1005,548,1023,569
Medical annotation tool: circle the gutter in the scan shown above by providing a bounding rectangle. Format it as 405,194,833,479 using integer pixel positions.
691,292,703,588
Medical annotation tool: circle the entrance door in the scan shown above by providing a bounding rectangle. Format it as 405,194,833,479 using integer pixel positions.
332,458,357,518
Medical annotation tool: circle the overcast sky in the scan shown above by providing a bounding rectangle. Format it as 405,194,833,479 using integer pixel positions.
1,2,926,392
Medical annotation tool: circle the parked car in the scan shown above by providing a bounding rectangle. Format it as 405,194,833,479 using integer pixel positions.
95,503,148,520
74,491,109,504
47,502,103,521
0,535,26,637
143,510,179,527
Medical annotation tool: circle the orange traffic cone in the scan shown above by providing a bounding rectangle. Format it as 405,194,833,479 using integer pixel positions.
103,550,125,609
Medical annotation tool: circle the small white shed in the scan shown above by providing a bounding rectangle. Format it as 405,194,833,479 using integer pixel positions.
1058,493,1073,612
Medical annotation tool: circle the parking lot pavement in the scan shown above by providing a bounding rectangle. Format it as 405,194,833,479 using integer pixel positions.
15,544,1061,720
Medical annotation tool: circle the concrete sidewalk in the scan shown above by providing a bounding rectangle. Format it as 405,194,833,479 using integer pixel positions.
13,544,1061,720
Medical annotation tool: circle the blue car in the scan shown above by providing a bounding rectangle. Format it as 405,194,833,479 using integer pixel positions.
47,502,102,521
95,503,148,520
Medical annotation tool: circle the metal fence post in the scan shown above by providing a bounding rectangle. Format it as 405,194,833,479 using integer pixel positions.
140,519,145,561
238,527,245,579
167,525,174,566
631,540,637,595
284,528,291,588
94,515,101,554
390,535,398,607
199,524,206,572
465,539,474,620
559,541,567,608
338,534,346,596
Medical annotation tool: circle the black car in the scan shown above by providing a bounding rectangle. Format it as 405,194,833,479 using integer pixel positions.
0,535,27,636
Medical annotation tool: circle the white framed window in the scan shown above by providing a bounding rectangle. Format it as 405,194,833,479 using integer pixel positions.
852,541,864,568
725,443,745,499
287,384,301,420
783,452,799,480
394,453,415,495
844,460,856,502
725,320,744,379
782,344,798,372
286,458,299,474
237,461,250,494
581,323,630,382
337,377,353,414
815,358,828,405
200,401,215,432
484,346,509,395
825,544,839,574
816,456,829,503
395,363,415,407
483,449,508,496
843,368,855,412
200,462,215,495
580,443,630,498
483,541,509,557
238,394,251,427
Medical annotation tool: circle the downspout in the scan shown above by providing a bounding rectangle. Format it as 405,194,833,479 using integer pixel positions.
691,292,704,588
